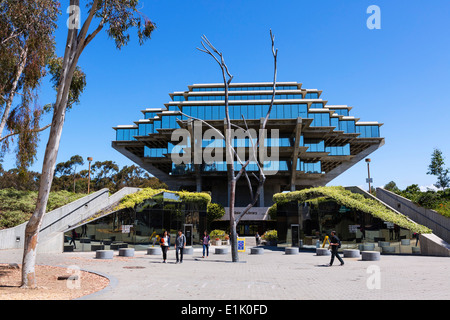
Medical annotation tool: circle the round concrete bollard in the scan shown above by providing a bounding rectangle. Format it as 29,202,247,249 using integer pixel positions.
119,248,134,257
91,244,105,251
378,241,390,248
316,248,331,256
215,247,229,255
363,244,375,251
183,246,194,255
96,250,113,259
250,247,264,255
147,247,162,255
111,243,127,250
343,249,360,258
285,247,299,255
361,251,380,261
381,246,395,253
401,239,410,246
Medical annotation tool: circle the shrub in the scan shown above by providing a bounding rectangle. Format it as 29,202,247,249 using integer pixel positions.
263,229,278,241
210,229,226,240
207,203,225,224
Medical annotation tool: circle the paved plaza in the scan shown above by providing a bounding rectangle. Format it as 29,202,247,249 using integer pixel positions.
1,247,449,300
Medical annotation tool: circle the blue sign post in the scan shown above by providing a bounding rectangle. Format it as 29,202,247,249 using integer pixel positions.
237,238,245,252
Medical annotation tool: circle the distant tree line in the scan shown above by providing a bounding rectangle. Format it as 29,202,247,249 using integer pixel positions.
0,154,167,194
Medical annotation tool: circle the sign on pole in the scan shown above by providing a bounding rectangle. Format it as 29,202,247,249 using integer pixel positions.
237,238,246,252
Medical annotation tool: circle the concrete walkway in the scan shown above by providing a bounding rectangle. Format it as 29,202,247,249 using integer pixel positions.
1,247,449,300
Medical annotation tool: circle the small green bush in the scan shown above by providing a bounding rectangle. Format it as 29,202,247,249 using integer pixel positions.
210,229,226,240
263,229,278,241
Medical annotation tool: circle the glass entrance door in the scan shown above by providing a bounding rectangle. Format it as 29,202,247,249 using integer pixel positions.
184,224,193,246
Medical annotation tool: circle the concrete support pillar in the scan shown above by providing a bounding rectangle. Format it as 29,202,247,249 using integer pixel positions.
259,185,264,207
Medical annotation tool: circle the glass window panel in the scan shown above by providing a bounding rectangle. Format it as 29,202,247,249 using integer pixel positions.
276,105,284,118
116,129,124,141
347,121,355,133
162,116,170,128
283,105,291,118
247,104,255,119
205,105,211,120
372,126,379,137
219,105,225,120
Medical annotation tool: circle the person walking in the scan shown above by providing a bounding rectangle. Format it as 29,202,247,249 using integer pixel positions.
160,230,170,263
255,232,261,245
202,230,210,258
175,230,186,264
328,231,344,266
70,229,77,249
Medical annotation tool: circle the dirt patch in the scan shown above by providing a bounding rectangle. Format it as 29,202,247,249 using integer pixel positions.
0,264,109,300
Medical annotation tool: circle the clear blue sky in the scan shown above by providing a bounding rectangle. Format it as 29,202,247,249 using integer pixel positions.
3,0,450,191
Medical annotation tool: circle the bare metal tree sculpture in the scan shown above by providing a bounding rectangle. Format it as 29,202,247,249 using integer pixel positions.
193,30,278,262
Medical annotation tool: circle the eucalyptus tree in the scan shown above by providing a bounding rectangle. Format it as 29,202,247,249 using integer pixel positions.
0,0,59,173
21,0,155,288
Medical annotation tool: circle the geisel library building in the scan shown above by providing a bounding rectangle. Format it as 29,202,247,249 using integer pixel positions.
109,82,414,248
113,82,384,198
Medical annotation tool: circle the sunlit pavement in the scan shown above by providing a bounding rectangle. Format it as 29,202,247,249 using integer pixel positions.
1,247,449,300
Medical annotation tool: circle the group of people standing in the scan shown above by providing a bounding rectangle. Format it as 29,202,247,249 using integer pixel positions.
159,230,211,263
158,229,345,267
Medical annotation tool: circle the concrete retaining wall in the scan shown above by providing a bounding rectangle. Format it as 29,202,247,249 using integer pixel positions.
420,234,450,257
0,187,140,253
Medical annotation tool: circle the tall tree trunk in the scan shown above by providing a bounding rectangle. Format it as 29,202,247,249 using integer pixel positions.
0,47,28,138
20,3,81,286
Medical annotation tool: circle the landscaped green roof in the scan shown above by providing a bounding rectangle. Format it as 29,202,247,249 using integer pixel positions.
273,186,432,234
115,188,212,211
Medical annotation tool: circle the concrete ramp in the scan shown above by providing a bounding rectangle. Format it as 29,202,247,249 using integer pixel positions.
0,187,140,253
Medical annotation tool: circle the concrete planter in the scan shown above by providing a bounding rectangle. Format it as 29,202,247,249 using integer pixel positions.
316,248,331,256
250,247,264,255
285,247,299,255
381,246,395,253
378,241,390,248
111,243,128,250
147,247,162,255
401,239,411,246
96,250,113,259
361,251,380,261
119,248,134,257
215,247,229,254
343,249,360,258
